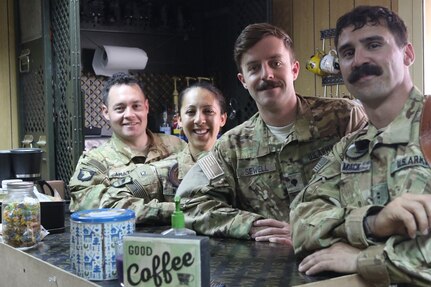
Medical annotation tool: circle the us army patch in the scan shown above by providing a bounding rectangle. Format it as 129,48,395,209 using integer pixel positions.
306,145,333,162
341,161,371,173
238,163,276,177
77,169,96,181
198,153,224,180
112,176,133,187
390,155,430,174
109,170,130,178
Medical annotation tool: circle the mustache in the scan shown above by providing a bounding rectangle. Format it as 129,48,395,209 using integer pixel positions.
348,64,383,84
256,80,282,91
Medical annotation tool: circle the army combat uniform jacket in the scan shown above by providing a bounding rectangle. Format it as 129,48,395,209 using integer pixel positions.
291,88,431,286
176,95,367,239
69,130,187,224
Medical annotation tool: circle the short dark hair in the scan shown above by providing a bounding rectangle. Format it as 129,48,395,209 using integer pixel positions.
233,23,295,72
102,72,146,105
179,81,227,114
335,5,408,49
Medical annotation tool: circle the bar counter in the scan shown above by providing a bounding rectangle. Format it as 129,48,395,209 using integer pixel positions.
1,212,369,287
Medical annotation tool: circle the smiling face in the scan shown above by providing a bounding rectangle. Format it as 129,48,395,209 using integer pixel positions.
337,23,414,106
102,83,149,148
179,87,227,156
237,35,299,113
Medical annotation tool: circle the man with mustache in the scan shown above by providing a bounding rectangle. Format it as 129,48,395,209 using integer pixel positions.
291,6,431,286
176,23,367,243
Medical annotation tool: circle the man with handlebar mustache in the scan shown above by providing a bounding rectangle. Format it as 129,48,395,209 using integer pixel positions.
176,23,368,244
291,6,431,286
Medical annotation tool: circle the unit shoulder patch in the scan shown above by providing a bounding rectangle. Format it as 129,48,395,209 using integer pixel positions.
168,163,180,187
77,169,96,181
346,141,368,159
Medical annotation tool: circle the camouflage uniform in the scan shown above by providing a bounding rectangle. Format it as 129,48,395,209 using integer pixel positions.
69,130,187,224
176,95,367,239
291,88,431,286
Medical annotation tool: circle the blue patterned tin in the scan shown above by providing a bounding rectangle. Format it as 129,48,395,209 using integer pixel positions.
70,208,135,281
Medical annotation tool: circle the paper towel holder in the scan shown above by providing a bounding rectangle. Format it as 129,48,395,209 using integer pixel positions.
92,45,148,77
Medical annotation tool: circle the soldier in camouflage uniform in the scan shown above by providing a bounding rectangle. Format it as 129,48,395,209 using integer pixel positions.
176,23,368,244
69,73,186,224
290,6,431,286
69,78,227,225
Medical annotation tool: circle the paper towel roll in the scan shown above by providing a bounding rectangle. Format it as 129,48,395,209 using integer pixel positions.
92,45,148,77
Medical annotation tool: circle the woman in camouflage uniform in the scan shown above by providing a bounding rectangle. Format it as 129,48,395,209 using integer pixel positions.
69,75,226,225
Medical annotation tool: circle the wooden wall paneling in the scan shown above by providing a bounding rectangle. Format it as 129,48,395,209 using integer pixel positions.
0,1,10,147
314,0,330,97
0,0,18,149
424,0,430,94
273,0,293,37
398,0,424,92
292,0,316,97
329,0,354,98
329,0,354,35
391,0,398,12
354,0,391,7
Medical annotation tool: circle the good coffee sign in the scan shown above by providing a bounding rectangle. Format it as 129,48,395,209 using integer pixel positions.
122,234,210,287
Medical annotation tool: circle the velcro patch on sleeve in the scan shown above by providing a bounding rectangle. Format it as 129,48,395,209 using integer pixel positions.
198,153,224,180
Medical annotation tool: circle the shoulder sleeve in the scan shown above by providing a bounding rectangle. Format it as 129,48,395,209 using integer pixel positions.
69,151,110,211
147,134,187,161
290,137,350,255
176,150,263,239
356,235,431,286
344,101,368,135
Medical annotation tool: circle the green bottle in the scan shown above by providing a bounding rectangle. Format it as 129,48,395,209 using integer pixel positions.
161,195,196,236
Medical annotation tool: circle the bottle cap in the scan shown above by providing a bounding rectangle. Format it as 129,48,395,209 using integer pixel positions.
172,195,185,229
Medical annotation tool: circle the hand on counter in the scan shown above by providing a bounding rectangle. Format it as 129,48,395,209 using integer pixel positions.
250,218,292,245
367,193,431,239
298,242,360,275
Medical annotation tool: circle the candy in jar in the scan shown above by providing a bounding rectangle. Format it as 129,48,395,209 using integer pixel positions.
1,181,41,249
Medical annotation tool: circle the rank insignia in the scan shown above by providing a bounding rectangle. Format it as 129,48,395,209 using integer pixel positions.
284,173,305,195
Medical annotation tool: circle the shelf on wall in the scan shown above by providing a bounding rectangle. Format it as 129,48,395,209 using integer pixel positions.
320,28,336,40
319,28,344,86
322,75,344,86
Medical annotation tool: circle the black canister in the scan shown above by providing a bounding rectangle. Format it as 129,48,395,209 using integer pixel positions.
0,150,13,183
10,148,43,181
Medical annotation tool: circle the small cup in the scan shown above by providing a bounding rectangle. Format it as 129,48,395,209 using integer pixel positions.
116,242,124,287
320,49,340,74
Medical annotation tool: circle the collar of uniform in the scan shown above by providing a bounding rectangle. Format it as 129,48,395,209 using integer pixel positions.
110,130,154,164
293,94,314,141
367,87,423,147
253,114,284,153
252,95,315,144
177,146,197,180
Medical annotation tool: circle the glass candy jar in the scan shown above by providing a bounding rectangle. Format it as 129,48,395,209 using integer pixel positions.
2,181,41,249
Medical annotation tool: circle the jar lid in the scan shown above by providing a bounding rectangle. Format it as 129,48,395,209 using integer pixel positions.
6,181,34,190
71,208,135,223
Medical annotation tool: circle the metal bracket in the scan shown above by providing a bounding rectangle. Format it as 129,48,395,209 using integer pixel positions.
22,134,34,148
19,49,31,73
36,135,47,148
